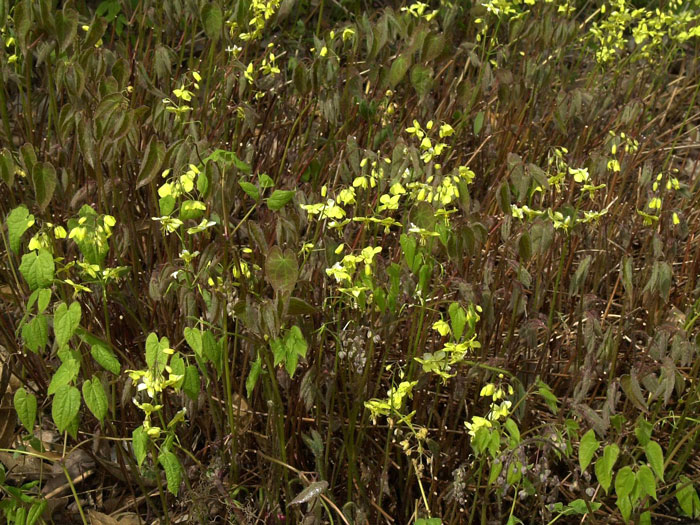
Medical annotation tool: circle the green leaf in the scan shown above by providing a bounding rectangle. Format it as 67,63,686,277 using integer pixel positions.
27,500,47,525
183,365,200,401
48,358,80,395
258,173,275,188
179,200,206,221
400,233,418,272
145,332,170,373
266,189,295,211
132,426,148,467
536,379,559,414
474,111,485,136
504,418,520,447
246,355,262,398
169,353,186,390
288,297,318,315
14,388,37,432
639,510,652,525
410,64,433,97
201,3,223,40
6,205,35,254
615,494,632,521
194,166,208,196
32,162,57,212
271,338,286,367
82,376,108,423
239,181,260,201
388,55,410,87
14,507,27,525
54,301,82,347
645,440,664,481
271,326,308,377
159,195,176,216
635,416,652,446
22,314,48,353
158,450,182,496
37,288,51,313
677,476,700,518
569,499,602,514
90,342,121,375
52,385,81,433
410,201,437,230
578,429,599,472
19,249,55,290
202,330,222,373
448,302,467,341
637,465,657,500
293,62,310,95
488,460,503,485
594,443,618,493
285,326,307,377
614,466,635,500
184,327,203,358
265,246,299,294
506,460,522,485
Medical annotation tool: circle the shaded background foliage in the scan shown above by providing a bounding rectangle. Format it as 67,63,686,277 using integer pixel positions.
1,0,700,522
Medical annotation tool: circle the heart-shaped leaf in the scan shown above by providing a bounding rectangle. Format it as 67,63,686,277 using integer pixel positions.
54,301,82,347
19,249,55,290
82,376,108,423
265,246,298,294
266,189,295,211
14,388,37,431
6,205,35,254
52,384,81,433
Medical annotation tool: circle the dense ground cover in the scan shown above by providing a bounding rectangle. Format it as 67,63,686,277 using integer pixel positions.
2,0,700,523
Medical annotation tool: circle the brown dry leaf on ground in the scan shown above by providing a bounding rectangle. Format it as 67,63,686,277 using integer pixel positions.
88,510,142,525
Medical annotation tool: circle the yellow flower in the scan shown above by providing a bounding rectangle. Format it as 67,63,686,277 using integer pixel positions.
465,416,492,437
432,320,451,336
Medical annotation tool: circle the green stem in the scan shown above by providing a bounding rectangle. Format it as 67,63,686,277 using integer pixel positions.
61,462,89,525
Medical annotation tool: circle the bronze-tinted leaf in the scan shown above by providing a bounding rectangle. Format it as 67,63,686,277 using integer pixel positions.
265,246,299,294
0,149,15,188
135,138,165,190
421,33,446,63
201,3,223,40
77,116,96,168
55,7,78,52
83,16,108,48
32,162,57,212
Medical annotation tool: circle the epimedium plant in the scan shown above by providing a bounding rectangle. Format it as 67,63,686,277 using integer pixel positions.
9,204,126,437
2,0,700,522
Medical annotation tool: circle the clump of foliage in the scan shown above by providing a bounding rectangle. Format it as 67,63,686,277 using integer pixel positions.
1,0,700,523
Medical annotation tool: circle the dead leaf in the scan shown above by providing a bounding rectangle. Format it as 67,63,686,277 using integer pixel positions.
290,480,329,506
0,450,45,479
89,510,119,525
115,513,142,525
